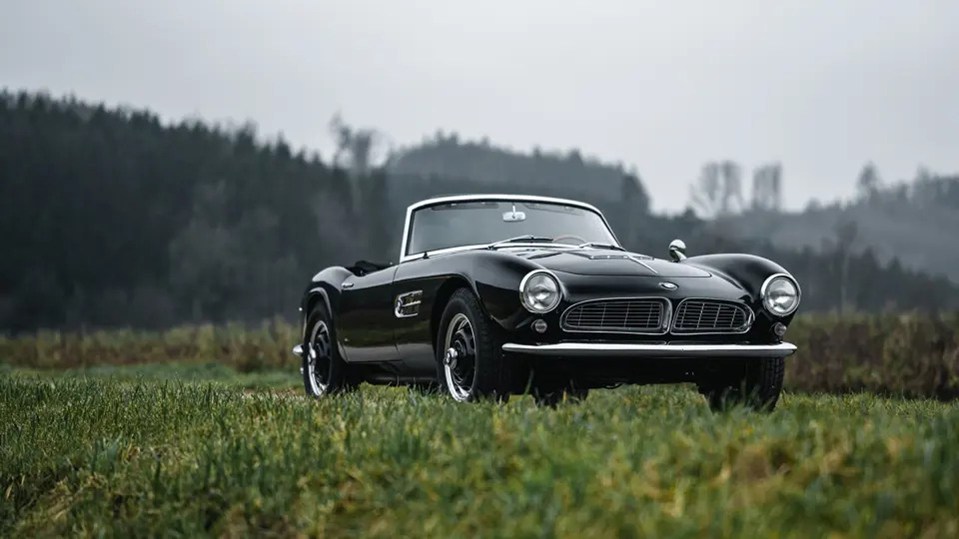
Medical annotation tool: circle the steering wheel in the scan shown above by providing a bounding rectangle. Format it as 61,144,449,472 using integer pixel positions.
552,234,588,245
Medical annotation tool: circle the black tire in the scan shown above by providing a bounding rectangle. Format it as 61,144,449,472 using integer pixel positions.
302,303,356,398
704,357,785,411
435,288,511,403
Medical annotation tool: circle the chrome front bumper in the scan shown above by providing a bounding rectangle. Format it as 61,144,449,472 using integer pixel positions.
293,342,795,360
502,342,797,358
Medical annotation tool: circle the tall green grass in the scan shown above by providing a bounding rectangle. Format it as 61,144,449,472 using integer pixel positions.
0,318,298,371
2,313,959,398
786,314,959,398
1,377,958,537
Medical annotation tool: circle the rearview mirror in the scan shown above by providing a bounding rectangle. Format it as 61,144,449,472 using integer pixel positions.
502,209,526,222
669,239,687,262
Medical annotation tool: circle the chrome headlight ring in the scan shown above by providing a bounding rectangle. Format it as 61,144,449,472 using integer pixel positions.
519,269,563,314
760,273,801,317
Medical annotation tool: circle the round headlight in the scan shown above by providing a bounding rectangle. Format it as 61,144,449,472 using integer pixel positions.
520,270,562,313
761,274,800,317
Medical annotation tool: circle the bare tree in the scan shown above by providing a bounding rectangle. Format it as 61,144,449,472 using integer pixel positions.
328,113,379,178
751,163,783,211
834,219,859,314
689,160,744,218
690,162,722,218
856,162,882,202
328,114,380,211
719,160,743,213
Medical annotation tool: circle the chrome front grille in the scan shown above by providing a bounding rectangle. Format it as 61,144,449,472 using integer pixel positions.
672,300,752,333
562,298,668,334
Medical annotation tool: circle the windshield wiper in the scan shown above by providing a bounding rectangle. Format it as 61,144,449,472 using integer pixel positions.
488,235,555,249
578,242,627,251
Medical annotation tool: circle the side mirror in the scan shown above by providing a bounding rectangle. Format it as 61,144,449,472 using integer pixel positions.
668,239,687,262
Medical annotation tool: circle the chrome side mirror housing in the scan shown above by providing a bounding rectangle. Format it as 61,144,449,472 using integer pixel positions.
668,239,687,262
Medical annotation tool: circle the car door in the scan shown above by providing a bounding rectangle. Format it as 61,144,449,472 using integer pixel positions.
391,258,444,373
336,266,401,363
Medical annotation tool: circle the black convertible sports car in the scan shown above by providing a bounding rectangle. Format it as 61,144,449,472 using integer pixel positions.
293,194,800,409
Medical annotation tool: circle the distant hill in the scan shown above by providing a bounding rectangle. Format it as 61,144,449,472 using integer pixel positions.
718,175,959,283
387,133,650,210
1,90,957,331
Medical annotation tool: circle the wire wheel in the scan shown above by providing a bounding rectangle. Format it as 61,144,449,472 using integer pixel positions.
443,313,476,401
306,320,333,396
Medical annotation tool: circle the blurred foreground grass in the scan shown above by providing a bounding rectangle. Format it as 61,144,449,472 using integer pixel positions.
2,365,959,537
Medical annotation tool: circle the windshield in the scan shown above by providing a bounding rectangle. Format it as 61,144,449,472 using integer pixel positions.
406,200,618,256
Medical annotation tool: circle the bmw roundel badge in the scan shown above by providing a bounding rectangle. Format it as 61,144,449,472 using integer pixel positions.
659,282,678,291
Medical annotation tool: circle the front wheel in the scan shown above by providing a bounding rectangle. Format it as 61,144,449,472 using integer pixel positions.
435,288,511,403
702,357,785,411
302,304,355,398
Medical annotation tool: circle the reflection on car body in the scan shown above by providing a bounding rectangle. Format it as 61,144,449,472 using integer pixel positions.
294,194,800,410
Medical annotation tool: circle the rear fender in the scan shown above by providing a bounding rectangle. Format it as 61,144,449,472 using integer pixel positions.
299,266,353,340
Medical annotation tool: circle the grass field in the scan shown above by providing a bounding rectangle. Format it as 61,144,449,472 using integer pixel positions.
4,313,958,398
2,365,959,537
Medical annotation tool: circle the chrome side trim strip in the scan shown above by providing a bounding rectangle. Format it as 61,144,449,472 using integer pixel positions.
635,259,659,274
502,342,797,358
394,290,424,318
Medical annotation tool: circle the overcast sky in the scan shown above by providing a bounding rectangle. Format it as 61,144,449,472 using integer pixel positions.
2,0,956,212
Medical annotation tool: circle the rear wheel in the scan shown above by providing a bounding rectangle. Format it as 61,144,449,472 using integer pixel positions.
702,357,785,411
302,304,355,398
435,289,511,403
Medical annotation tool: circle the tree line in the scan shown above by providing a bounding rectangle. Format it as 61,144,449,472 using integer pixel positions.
1,91,957,333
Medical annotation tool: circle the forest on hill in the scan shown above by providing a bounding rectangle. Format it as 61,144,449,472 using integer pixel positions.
1,90,958,332
719,174,959,283
386,132,650,211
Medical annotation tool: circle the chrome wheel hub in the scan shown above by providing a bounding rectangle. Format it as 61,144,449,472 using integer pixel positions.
306,320,332,396
443,313,476,402
444,347,459,368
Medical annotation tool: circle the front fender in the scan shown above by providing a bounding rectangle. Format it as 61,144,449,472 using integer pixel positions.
684,253,799,327
685,254,791,300
396,250,542,335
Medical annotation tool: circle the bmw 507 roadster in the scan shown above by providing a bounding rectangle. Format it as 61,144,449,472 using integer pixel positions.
293,194,800,409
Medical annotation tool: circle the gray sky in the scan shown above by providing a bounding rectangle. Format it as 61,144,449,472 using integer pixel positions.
3,0,956,212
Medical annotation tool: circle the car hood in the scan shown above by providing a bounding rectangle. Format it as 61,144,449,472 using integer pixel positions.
505,247,712,278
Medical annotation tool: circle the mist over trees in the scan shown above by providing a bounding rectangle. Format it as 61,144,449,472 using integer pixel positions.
1,90,958,332
387,131,651,213
715,162,959,283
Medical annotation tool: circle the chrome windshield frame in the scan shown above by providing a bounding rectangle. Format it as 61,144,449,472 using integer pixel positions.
398,194,620,264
